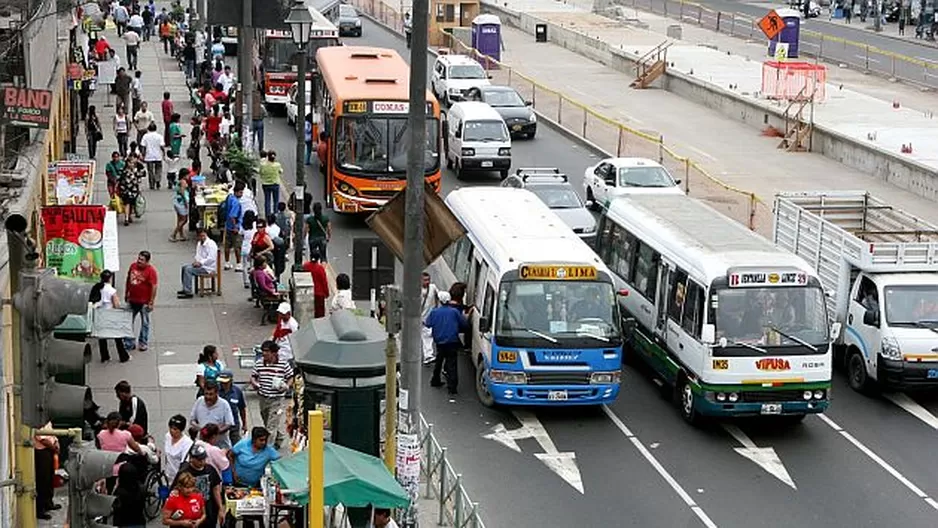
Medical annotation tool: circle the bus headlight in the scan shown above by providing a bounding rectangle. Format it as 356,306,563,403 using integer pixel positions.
489,370,526,384
813,390,825,400
590,371,621,384
338,182,358,196
715,392,727,402
803,390,813,401
881,337,901,360
727,392,739,402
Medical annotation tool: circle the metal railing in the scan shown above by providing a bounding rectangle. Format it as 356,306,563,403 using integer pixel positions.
624,0,938,89
419,415,486,528
353,0,772,235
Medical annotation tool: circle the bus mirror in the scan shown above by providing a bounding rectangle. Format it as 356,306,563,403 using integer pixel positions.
616,288,629,297
701,324,716,345
479,316,491,333
830,322,842,340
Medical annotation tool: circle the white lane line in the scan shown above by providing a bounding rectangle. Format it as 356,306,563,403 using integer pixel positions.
883,392,938,431
817,413,938,512
854,54,881,64
603,405,719,528
687,146,717,162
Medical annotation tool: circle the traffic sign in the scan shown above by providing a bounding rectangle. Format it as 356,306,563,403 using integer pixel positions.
758,10,784,40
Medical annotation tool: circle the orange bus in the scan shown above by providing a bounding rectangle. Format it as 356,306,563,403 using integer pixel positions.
315,46,442,213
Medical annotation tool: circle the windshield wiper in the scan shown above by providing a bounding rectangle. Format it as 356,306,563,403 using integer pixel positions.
723,339,768,354
767,325,818,352
523,327,558,343
577,331,609,343
913,321,938,335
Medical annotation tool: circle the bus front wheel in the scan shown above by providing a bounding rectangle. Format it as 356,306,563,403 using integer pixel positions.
677,377,702,426
476,356,496,408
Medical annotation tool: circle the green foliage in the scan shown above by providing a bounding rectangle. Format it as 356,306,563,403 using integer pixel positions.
225,146,259,184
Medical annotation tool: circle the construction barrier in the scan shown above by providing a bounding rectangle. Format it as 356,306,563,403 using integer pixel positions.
761,61,828,101
352,0,774,235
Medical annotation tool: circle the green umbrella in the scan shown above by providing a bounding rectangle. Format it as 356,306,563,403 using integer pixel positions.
270,443,411,509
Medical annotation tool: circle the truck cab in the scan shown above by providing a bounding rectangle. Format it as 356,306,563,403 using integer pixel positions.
845,272,938,391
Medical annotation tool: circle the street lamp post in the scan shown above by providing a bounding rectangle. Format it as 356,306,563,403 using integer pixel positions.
285,0,314,268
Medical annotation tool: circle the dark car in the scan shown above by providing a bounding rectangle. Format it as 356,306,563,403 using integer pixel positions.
466,85,537,139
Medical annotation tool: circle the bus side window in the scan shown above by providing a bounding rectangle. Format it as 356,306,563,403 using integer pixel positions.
467,259,482,302
681,281,704,338
668,269,688,323
473,263,488,307
632,242,659,300
482,283,495,332
454,239,473,282
443,235,462,270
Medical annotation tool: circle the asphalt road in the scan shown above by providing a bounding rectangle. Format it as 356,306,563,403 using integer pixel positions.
260,17,938,528
631,0,938,88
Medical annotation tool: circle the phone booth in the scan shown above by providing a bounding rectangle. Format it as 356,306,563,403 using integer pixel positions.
471,14,502,67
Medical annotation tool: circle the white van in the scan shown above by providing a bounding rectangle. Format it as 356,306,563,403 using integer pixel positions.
445,102,511,180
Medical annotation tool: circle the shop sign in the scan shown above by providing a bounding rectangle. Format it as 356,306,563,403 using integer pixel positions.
1,86,53,129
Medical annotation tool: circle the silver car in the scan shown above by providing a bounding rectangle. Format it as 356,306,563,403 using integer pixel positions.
338,4,362,37
502,168,597,241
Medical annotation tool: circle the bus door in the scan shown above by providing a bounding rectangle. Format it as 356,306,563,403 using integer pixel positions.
651,258,676,377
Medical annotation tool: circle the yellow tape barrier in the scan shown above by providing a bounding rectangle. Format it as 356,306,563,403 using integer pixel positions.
353,0,772,234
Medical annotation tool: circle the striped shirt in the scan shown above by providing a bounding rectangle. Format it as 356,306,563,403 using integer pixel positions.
251,359,294,398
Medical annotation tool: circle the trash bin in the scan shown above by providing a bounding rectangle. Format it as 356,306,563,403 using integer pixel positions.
535,23,547,42
666,24,682,39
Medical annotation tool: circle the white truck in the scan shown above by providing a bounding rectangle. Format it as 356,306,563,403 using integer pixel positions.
774,191,938,393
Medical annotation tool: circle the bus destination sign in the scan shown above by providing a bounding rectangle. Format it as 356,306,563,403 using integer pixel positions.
519,265,597,281
343,100,434,114
728,269,807,288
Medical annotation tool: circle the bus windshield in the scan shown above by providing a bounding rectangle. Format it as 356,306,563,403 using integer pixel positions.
334,116,440,175
712,286,829,355
264,37,338,72
496,280,620,346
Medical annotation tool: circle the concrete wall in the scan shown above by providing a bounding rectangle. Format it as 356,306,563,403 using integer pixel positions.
481,2,938,203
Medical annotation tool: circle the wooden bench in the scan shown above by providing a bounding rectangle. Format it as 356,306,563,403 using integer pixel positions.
196,249,222,296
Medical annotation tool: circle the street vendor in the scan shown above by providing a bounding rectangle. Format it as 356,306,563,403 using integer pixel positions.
226,426,280,488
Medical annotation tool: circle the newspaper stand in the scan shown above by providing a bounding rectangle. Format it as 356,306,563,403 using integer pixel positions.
761,61,827,102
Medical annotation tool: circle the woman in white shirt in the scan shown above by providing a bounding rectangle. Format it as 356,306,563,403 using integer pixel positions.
90,270,130,363
163,415,194,483
240,210,258,289
113,106,130,158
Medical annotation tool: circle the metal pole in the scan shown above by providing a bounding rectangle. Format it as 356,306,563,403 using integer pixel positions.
383,331,399,472
307,411,324,528
873,0,882,32
6,216,39,528
293,43,308,268
401,0,429,522
239,0,254,152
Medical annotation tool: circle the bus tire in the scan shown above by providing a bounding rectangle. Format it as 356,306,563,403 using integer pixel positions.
676,375,703,426
847,348,874,394
475,355,496,408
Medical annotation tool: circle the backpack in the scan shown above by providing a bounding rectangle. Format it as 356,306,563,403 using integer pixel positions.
218,194,233,230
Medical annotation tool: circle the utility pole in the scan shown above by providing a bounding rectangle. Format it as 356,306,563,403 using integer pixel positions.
7,215,39,528
400,0,429,523
874,0,882,31
239,0,254,151
382,285,402,472
293,47,307,267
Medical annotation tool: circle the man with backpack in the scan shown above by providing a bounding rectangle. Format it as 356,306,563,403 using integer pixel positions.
220,182,245,271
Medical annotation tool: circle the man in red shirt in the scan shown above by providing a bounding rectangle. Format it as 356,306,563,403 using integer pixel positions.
161,92,174,146
204,106,222,146
302,249,330,318
125,250,158,351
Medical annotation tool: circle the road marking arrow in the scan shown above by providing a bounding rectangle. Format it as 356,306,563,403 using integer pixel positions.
884,392,938,431
482,410,584,494
722,424,796,490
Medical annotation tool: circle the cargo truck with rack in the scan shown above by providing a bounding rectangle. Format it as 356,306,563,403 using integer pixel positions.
774,191,938,393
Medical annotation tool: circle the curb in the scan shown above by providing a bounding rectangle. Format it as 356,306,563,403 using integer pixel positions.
359,10,614,159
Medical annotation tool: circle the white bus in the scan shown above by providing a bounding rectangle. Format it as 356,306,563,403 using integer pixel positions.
594,195,835,424
433,187,624,407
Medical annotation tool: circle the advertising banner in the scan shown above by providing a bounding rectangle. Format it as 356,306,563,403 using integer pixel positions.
41,205,107,282
48,160,95,205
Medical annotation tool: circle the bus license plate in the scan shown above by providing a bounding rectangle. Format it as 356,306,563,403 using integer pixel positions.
760,403,782,415
548,390,568,401
928,369,938,379
481,161,493,168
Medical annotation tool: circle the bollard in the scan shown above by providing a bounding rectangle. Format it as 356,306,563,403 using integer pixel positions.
679,0,684,20
697,6,702,25
716,11,721,32
684,158,690,193
657,134,664,163
865,45,870,70
748,194,757,231
557,96,562,124
531,81,536,108
438,448,448,525
616,127,623,156
892,55,896,77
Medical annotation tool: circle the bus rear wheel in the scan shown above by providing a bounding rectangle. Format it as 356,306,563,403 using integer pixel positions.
476,356,496,408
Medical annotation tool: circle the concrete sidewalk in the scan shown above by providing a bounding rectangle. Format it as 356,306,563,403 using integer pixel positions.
67,10,440,526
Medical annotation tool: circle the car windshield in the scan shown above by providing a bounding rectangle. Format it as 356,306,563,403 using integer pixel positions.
463,120,508,141
450,64,486,79
497,280,619,342
617,166,675,188
711,286,829,356
484,90,524,107
335,116,440,175
340,5,357,16
528,186,583,209
884,285,938,326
